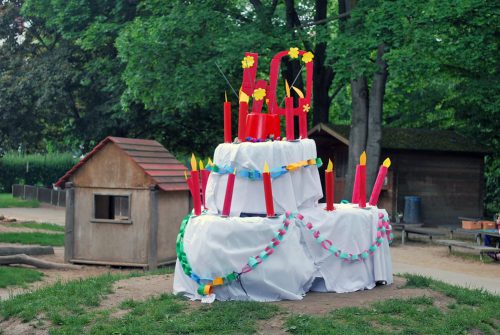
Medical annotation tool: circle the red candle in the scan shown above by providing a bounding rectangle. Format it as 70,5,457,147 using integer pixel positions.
299,111,308,139
369,158,391,206
285,80,294,140
222,168,237,216
190,154,202,216
358,151,367,208
352,165,360,204
199,160,210,209
325,159,334,211
224,92,232,143
262,162,275,217
238,90,249,141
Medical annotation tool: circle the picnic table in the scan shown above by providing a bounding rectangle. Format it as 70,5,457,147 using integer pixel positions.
439,228,500,261
451,229,500,247
391,223,446,245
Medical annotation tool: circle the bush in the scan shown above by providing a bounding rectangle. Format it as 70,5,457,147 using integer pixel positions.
0,152,77,192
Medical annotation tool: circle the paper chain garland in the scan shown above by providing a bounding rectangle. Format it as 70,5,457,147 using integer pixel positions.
176,209,392,296
290,211,393,262
176,213,291,296
206,157,322,181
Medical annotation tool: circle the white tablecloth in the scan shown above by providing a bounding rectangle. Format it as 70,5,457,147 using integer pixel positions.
205,139,323,216
173,204,393,301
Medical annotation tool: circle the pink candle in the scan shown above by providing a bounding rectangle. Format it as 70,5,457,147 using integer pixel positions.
199,160,210,209
222,169,237,216
325,159,334,211
358,152,367,208
369,158,391,206
298,98,308,139
352,165,360,204
190,154,202,216
224,92,232,143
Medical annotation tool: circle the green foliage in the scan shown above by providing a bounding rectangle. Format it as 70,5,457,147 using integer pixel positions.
4,221,65,232
0,232,64,246
0,152,77,192
0,267,43,288
0,193,39,208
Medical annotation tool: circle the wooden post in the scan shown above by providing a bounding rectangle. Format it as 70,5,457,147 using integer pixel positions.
148,185,159,270
64,182,75,263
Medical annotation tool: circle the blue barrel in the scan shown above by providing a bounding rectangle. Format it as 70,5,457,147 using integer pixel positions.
404,196,421,224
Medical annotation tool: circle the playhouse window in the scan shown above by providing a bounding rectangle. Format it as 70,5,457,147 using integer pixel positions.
93,195,130,222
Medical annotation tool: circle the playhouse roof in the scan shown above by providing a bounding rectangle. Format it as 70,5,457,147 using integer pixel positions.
54,137,189,191
309,123,491,154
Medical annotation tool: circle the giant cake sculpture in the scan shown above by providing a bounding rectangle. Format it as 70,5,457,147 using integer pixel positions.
173,48,393,302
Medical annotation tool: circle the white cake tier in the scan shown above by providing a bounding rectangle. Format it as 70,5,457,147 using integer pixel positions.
173,204,393,301
205,139,323,216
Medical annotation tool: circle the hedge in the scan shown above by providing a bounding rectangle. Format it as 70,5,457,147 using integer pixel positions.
0,152,77,192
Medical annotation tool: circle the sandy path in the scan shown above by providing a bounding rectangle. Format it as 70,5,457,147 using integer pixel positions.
0,204,65,226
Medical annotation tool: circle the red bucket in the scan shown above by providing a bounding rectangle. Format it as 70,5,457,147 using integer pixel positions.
245,114,281,140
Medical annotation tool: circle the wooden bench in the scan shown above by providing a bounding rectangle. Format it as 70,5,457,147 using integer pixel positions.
436,239,500,261
402,227,446,245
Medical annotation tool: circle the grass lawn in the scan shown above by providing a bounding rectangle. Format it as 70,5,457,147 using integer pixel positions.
0,272,499,334
0,193,39,208
0,267,44,289
4,221,64,232
0,232,64,246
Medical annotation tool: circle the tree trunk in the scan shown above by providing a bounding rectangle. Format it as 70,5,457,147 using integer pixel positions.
0,246,54,256
312,0,334,126
0,254,82,270
345,76,368,200
366,44,388,196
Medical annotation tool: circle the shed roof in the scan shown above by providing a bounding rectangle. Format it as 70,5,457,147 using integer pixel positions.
309,123,491,154
54,137,189,191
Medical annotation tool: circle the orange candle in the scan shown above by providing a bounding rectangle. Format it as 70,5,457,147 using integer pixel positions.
190,154,202,216
224,92,232,143
325,159,334,211
369,158,391,206
262,162,275,217
358,151,367,208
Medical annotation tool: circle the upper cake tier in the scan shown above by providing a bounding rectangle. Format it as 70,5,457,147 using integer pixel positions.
205,139,323,216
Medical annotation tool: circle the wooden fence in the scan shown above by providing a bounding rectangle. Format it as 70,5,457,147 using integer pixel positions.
12,184,66,207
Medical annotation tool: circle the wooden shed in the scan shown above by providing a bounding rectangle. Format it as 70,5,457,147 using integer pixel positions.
309,123,490,226
54,137,190,269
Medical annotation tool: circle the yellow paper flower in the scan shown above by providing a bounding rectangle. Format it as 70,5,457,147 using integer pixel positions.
302,51,314,64
303,104,311,113
241,55,255,68
253,88,266,101
288,47,299,59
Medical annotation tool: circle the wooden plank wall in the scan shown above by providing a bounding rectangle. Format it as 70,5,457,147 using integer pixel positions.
390,150,484,226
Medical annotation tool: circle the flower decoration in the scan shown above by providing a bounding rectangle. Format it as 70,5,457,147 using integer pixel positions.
241,55,255,68
288,47,299,59
303,104,311,113
253,88,266,101
302,51,314,64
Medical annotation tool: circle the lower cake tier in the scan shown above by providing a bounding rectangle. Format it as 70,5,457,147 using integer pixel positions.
173,204,393,301
205,139,323,216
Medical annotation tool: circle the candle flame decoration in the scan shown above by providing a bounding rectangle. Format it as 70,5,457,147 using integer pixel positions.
326,159,333,172
239,89,249,103
383,158,391,168
208,158,213,166
360,151,366,166
184,171,188,180
233,168,237,175
225,91,228,103
291,86,305,99
285,80,291,98
263,162,270,173
199,160,204,170
191,153,197,171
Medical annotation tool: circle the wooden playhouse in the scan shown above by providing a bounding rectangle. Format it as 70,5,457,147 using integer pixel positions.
55,137,190,269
